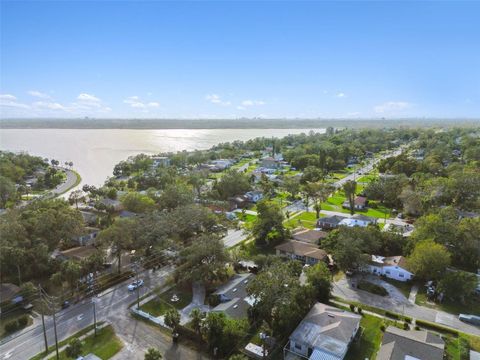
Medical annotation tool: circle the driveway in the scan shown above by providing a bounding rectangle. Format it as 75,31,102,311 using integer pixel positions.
179,282,211,325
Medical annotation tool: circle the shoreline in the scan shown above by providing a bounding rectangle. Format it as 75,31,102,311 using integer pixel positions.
1,118,479,129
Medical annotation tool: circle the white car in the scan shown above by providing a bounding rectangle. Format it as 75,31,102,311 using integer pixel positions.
128,279,144,291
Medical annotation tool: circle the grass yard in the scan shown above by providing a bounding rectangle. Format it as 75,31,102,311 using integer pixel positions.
357,174,377,183
140,286,193,316
57,325,123,360
237,213,257,223
345,314,384,360
284,211,323,229
415,288,480,316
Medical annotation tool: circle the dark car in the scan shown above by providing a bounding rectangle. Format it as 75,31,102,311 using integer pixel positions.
62,301,70,309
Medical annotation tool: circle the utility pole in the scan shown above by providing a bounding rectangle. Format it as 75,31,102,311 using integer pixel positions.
52,311,59,360
38,285,48,354
135,262,141,309
92,297,98,337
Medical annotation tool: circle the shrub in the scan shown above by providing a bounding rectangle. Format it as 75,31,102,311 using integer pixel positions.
65,337,83,358
349,304,356,312
17,315,29,327
415,325,420,330
415,320,459,337
405,317,412,324
4,320,19,333
357,280,388,296
385,311,400,320
380,325,386,331
403,322,410,330
357,307,363,314
208,294,220,307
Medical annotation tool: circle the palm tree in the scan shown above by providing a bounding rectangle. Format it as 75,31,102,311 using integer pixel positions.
190,308,203,335
343,180,357,215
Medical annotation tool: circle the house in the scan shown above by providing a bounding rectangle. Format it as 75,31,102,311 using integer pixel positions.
382,223,414,237
99,198,123,212
377,326,445,360
57,246,99,262
368,255,413,282
292,229,328,245
0,283,21,306
245,191,263,203
80,211,98,225
317,215,348,230
210,159,234,171
275,240,329,265
261,156,281,169
342,196,367,210
229,195,249,210
212,273,255,319
151,156,171,168
284,302,361,360
73,227,100,246
339,214,377,227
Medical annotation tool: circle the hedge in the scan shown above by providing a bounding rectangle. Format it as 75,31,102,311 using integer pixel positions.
415,319,459,337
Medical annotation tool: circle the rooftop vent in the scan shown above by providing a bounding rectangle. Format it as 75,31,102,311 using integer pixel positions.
233,288,237,292
233,304,239,309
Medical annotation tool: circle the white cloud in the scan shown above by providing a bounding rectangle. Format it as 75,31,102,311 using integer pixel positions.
33,101,68,111
123,96,160,109
237,106,246,110
335,92,346,98
241,99,266,107
0,94,30,109
205,94,231,106
28,90,51,99
374,101,412,114
77,93,101,103
0,94,18,101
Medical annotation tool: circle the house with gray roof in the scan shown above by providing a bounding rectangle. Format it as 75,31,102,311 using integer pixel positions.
317,215,348,230
284,302,361,360
377,326,445,360
212,273,255,319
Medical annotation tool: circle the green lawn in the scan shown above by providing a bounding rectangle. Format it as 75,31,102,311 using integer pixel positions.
57,325,123,360
357,174,377,183
237,213,257,223
284,211,323,229
345,314,384,360
140,286,193,316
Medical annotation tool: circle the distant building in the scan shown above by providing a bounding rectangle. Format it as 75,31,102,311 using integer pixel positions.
367,255,413,282
245,191,264,203
212,273,255,319
99,198,123,212
0,283,21,308
338,214,377,227
284,302,361,360
377,326,445,360
73,227,100,246
275,240,329,266
260,156,281,169
317,215,348,230
229,195,249,210
210,159,234,171
151,156,171,168
56,246,99,262
292,229,328,245
342,196,367,210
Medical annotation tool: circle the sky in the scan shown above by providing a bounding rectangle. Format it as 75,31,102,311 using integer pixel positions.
1,1,479,119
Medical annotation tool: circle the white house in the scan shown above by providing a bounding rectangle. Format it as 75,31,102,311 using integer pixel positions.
284,303,361,360
368,255,414,282
151,156,171,167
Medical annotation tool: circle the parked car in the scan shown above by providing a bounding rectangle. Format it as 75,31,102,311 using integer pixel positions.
128,279,144,291
61,301,70,309
459,314,480,326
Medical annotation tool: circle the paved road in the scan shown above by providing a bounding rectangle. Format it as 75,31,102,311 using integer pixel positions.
52,169,79,196
0,266,209,360
333,275,480,336
1,230,247,360
222,229,248,248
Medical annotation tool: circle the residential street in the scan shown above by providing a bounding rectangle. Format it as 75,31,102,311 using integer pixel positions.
0,266,210,360
1,231,245,360
333,275,480,336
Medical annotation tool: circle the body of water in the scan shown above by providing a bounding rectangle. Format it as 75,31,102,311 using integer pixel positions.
0,128,323,187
